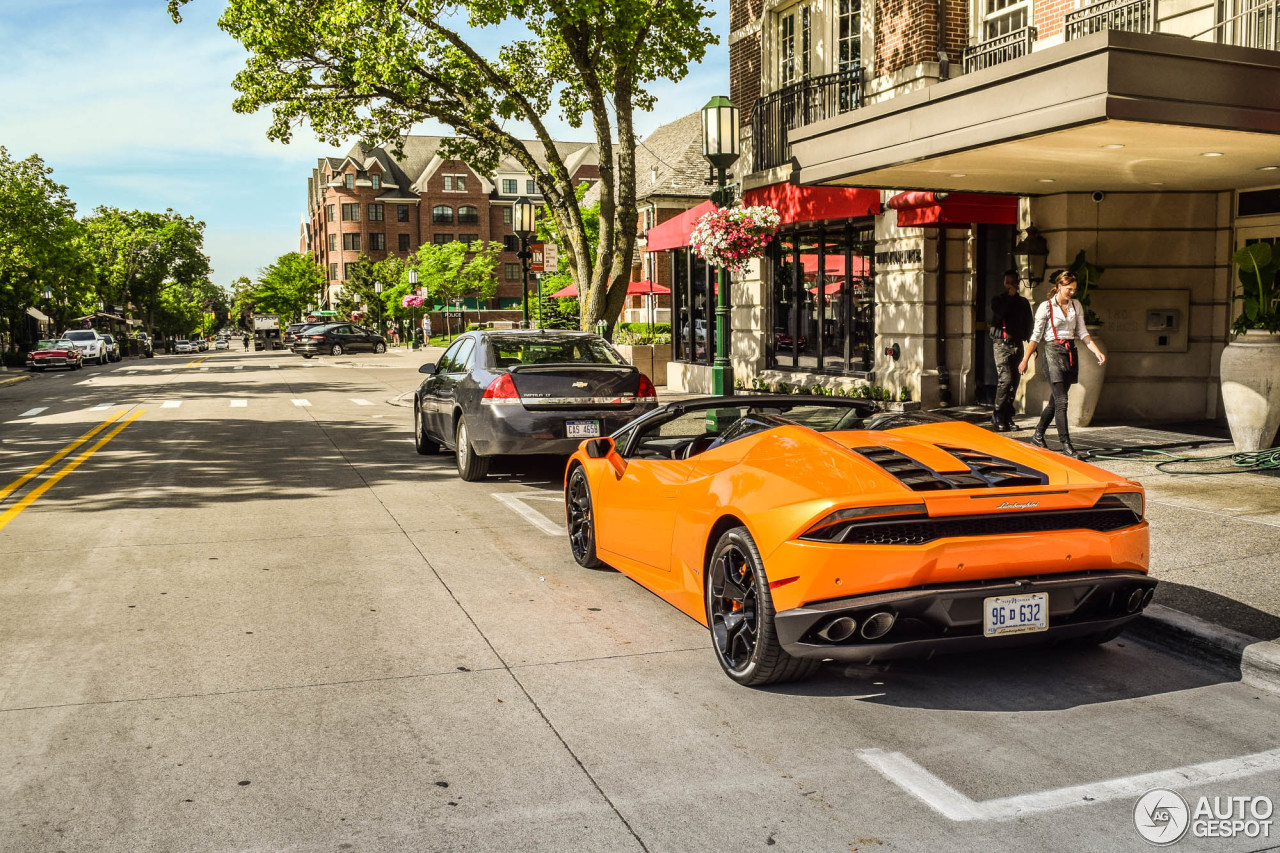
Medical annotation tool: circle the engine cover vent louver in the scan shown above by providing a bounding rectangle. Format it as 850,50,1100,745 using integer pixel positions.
852,447,954,491
852,446,1047,491
940,446,1048,487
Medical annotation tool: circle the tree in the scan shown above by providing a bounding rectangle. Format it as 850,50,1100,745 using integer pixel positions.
254,252,326,320
169,0,717,337
338,255,402,331
418,240,501,311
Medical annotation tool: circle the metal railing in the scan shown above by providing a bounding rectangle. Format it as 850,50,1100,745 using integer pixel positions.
1195,0,1280,49
751,67,863,172
963,27,1038,73
1065,0,1154,39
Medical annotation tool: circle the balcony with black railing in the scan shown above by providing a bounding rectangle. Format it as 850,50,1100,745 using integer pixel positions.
963,27,1038,73
751,67,862,173
1066,0,1154,39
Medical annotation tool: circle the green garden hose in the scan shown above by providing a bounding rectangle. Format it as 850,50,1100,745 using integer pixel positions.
1081,446,1280,474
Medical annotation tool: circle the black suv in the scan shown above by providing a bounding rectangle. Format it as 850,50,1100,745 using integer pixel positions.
291,323,388,358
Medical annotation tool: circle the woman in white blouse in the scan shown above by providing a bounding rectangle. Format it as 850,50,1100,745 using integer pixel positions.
1018,270,1106,457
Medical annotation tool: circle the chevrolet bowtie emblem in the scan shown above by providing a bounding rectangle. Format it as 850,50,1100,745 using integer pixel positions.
572,381,589,388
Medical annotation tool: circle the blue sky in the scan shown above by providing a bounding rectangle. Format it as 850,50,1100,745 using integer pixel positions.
0,0,730,290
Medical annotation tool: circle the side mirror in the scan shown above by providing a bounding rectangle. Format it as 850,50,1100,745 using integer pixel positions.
585,437,614,458
418,363,436,375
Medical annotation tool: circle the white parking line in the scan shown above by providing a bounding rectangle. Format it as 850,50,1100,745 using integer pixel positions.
161,400,182,409
89,403,113,411
230,400,247,408
162,368,175,373
125,370,138,375
19,407,48,418
270,364,280,369
492,492,564,537
234,365,243,370
350,398,374,406
291,399,311,407
858,746,1280,822
200,367,209,372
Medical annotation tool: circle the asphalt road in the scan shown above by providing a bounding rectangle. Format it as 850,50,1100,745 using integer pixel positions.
2,348,1278,853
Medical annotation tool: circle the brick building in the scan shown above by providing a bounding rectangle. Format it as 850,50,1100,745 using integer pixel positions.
303,137,599,313
650,0,1280,430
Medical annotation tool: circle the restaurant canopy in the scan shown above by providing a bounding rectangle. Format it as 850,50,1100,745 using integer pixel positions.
885,191,1018,227
551,279,672,298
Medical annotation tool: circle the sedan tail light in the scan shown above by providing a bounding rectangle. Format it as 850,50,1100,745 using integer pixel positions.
310,334,327,340
637,374,657,398
483,373,519,400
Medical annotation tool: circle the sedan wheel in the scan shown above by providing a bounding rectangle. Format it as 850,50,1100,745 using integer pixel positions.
373,342,387,354
566,467,605,568
414,406,440,455
302,354,313,360
330,343,343,356
706,526,819,687
454,417,490,481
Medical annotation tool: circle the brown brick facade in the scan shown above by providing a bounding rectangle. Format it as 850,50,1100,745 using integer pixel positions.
730,33,762,125
1034,0,1071,39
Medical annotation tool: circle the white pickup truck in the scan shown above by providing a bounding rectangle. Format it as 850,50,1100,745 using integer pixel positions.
60,329,108,365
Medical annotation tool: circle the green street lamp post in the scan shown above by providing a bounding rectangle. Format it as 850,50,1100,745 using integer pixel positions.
408,268,419,350
513,196,537,329
702,96,740,396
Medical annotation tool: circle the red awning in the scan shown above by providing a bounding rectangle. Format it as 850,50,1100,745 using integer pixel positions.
644,200,717,252
801,254,870,277
551,279,672,298
886,191,1018,227
742,183,881,225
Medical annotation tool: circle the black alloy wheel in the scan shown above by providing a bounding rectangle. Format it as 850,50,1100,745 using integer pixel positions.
454,416,490,481
566,466,604,568
705,526,819,687
414,405,439,455
330,343,344,356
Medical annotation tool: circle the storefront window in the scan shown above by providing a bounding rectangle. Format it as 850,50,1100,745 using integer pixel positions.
670,247,714,365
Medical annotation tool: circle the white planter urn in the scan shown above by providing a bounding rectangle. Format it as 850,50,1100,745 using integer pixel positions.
1220,330,1280,451
1068,327,1107,427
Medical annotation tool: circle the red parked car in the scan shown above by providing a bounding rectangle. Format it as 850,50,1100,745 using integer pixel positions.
27,339,84,371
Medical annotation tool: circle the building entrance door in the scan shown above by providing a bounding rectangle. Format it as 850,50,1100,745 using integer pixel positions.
973,224,1017,406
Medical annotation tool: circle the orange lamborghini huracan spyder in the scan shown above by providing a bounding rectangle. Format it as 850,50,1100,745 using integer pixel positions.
563,396,1153,687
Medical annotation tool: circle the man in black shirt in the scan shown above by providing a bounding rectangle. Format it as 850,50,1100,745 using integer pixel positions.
989,269,1034,431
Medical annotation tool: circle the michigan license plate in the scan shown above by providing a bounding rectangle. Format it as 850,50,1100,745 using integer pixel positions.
566,420,601,439
983,592,1048,637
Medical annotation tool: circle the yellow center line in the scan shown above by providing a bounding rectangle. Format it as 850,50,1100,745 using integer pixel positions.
0,410,144,532
0,411,126,503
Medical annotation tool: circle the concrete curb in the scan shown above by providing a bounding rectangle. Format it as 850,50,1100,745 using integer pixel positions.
0,373,34,388
1131,603,1280,694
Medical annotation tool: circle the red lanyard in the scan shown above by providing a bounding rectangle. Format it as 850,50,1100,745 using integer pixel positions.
1049,299,1075,366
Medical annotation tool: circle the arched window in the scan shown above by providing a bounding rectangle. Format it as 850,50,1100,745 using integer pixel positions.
458,205,479,224
432,205,453,224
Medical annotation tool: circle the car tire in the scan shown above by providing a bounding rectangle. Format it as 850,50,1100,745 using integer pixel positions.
414,406,440,455
705,526,820,687
566,466,605,568
302,354,313,360
373,342,387,354
330,344,343,356
454,416,490,481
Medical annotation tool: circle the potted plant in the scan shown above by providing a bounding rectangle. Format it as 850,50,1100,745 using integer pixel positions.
1065,249,1108,427
689,205,781,273
1220,242,1280,451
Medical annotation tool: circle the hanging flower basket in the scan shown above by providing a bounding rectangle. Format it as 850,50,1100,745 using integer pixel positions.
401,294,426,308
689,205,781,274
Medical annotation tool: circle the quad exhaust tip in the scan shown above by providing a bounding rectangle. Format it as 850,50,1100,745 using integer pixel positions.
1142,588,1155,607
860,611,896,640
817,616,858,643
1127,588,1145,613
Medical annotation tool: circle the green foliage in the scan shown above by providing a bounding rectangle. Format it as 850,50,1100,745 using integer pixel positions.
899,386,912,402
168,0,717,332
1231,242,1280,334
1067,249,1105,326
254,251,326,320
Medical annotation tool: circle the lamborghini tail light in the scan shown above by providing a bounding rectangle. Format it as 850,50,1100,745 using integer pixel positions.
800,503,927,542
1095,492,1144,520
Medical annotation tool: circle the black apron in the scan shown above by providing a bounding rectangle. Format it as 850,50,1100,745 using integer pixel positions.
1043,299,1079,385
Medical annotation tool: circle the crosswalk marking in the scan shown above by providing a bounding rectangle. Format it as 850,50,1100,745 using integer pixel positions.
350,398,374,406
125,370,138,375
200,367,209,372
230,400,247,408
291,399,311,407
19,407,47,417
162,368,175,373
161,400,181,409
270,364,280,369
234,365,243,370
89,403,113,411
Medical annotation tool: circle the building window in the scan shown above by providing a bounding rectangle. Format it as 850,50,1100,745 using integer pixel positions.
459,233,479,245
643,206,656,232
326,204,335,222
458,205,479,224
456,175,466,191
398,233,411,251
433,205,453,224
838,0,861,71
345,174,354,189
801,6,811,78
342,203,359,221
526,179,536,194
765,224,877,375
369,233,386,251
371,174,380,190
328,234,337,252
502,207,513,225
343,233,361,251
443,175,454,191
505,263,521,281
778,11,796,86
397,204,410,222
329,263,338,280
982,0,1030,39
502,178,518,194
368,203,384,221
503,234,519,252
344,262,355,279
433,233,453,245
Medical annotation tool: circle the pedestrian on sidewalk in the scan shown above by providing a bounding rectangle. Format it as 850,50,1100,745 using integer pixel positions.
989,268,1033,432
422,313,432,344
1018,270,1107,457
391,327,399,347
242,332,250,350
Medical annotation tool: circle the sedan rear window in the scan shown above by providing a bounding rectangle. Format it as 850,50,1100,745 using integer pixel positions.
63,331,95,341
488,336,623,367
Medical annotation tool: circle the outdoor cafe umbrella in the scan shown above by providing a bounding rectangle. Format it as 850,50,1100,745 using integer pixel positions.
550,279,672,298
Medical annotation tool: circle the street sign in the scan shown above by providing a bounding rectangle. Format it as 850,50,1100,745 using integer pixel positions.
444,311,464,320
542,242,557,272
530,243,545,273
